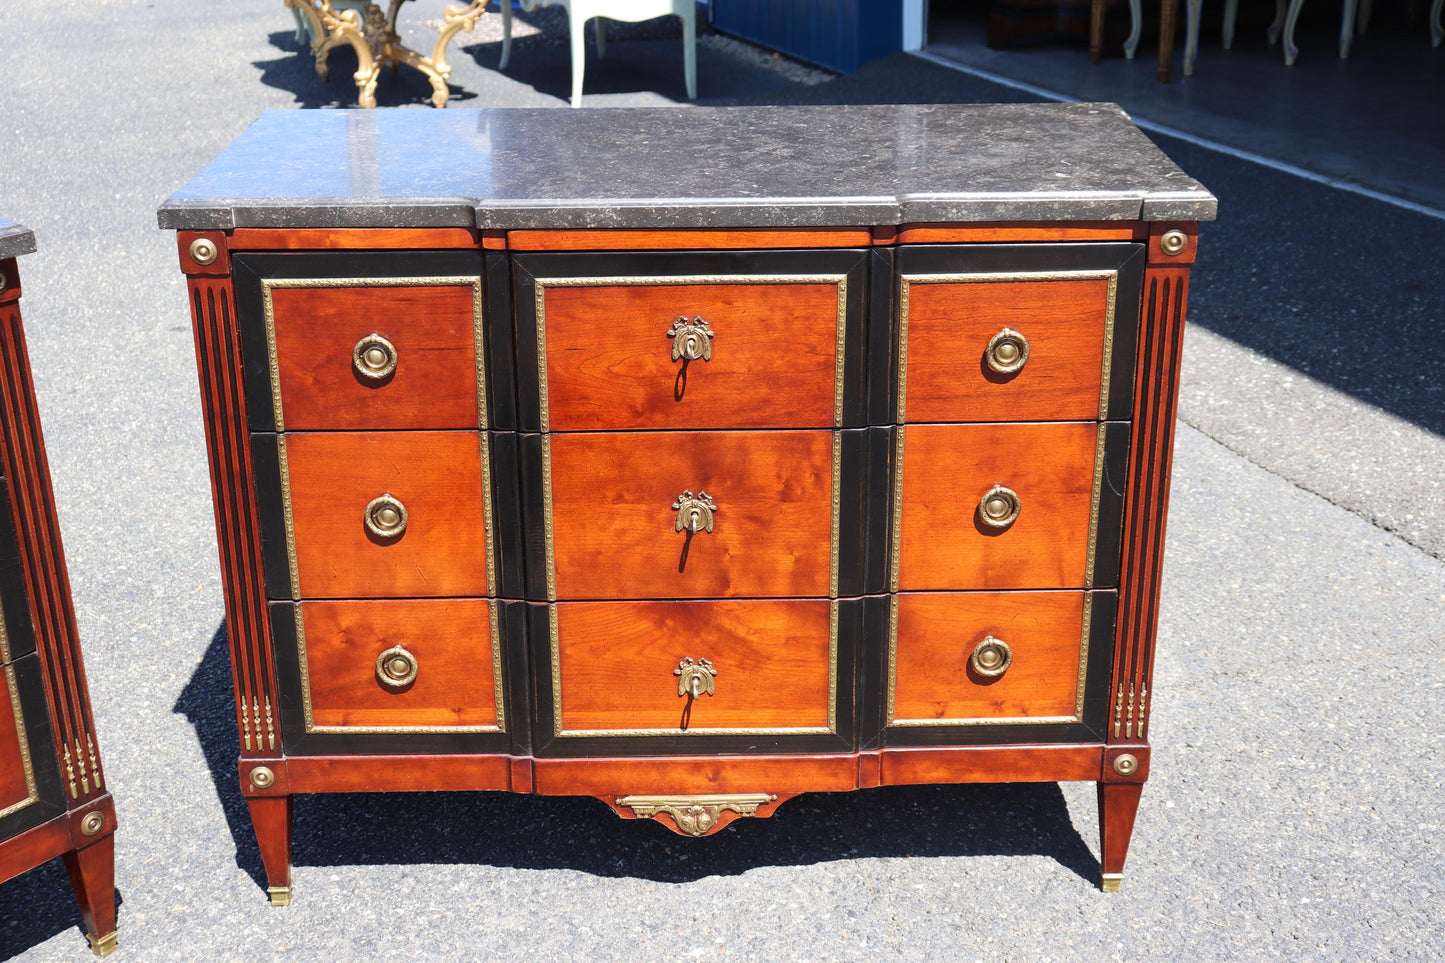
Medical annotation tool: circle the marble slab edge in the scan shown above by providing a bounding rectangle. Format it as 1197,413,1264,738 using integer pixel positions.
157,194,1216,232
0,219,37,262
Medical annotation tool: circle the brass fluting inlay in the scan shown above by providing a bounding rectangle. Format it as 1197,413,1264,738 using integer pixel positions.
675,657,717,698
984,327,1030,374
364,493,408,539
977,485,1021,529
80,812,105,837
376,645,419,690
672,490,717,535
1113,753,1139,776
188,237,218,266
352,333,397,381
667,316,714,362
1159,230,1188,256
249,766,275,789
969,636,1013,678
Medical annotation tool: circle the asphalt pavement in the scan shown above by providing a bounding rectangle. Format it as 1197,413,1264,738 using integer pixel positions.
0,2,1441,960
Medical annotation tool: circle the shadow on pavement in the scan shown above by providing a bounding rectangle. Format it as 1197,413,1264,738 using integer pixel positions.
175,624,1100,890
0,859,90,961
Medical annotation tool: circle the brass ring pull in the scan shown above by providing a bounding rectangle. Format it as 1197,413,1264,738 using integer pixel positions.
985,327,1029,374
353,333,398,381
970,636,1013,678
672,490,717,535
675,657,717,698
364,494,408,539
978,485,1021,529
667,317,715,363
376,645,418,690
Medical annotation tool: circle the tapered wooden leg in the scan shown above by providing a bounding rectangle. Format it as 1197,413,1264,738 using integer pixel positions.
1089,0,1106,62
1158,0,1179,80
62,834,117,957
247,795,294,906
1097,781,1144,891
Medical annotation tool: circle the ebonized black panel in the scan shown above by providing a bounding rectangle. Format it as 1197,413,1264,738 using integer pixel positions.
856,594,889,752
233,251,493,434
892,243,1145,422
484,253,517,432
511,248,872,433
517,433,549,602
881,589,1117,747
250,435,290,602
866,247,896,428
527,598,862,758
488,431,526,601
269,600,524,756
1092,421,1131,590
862,426,893,597
0,655,68,840
0,480,38,663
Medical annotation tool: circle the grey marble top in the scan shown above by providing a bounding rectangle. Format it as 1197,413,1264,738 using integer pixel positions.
0,218,36,261
158,104,1216,231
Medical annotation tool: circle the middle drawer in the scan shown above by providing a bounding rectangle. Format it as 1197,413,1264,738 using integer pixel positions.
544,430,838,600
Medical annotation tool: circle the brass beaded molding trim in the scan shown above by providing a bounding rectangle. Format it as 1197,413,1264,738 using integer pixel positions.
0,661,38,819
551,600,839,739
265,277,496,603
295,598,506,734
885,593,1094,728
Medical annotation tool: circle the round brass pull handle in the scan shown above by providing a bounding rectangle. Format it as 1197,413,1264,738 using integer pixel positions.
376,645,418,690
675,657,717,698
970,636,1013,678
985,327,1029,375
353,333,398,381
672,490,717,535
978,485,1021,529
666,316,715,363
364,494,408,539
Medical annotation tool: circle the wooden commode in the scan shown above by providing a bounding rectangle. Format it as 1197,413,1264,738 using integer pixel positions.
159,104,1216,901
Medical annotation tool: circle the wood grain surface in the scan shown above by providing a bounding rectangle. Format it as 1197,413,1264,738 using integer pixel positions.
547,430,835,599
553,599,834,733
268,283,481,430
230,228,480,250
896,223,1146,244
880,743,1102,785
284,431,491,598
902,276,1113,423
896,422,1101,590
299,599,499,729
891,590,1086,723
541,281,841,430
509,228,871,251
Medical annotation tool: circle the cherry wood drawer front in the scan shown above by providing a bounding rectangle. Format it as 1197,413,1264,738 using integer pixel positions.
891,591,1088,725
540,280,842,430
514,250,870,432
894,422,1122,591
546,430,837,600
550,599,835,737
265,280,483,431
894,243,1144,423
292,599,502,731
278,431,493,599
902,275,1113,422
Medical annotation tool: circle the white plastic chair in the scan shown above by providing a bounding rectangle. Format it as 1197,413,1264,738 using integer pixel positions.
497,0,697,107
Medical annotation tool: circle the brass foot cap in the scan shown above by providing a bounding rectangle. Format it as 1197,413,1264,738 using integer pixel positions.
267,885,292,907
1101,873,1124,893
88,932,118,957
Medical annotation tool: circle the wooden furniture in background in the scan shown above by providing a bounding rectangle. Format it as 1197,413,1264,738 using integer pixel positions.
0,219,117,957
160,104,1215,904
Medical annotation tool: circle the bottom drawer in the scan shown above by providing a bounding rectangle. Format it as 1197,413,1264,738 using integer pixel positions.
551,599,836,737
886,590,1115,744
272,599,520,755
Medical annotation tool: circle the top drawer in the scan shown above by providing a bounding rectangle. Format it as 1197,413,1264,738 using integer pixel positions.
234,251,505,432
895,243,1145,424
514,250,870,431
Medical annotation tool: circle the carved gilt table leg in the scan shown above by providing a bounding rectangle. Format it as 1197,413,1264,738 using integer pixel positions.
282,0,486,108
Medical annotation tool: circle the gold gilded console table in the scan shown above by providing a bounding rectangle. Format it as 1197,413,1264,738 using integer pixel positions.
285,0,488,107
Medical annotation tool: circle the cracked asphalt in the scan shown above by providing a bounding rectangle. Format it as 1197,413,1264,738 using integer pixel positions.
0,2,1441,960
